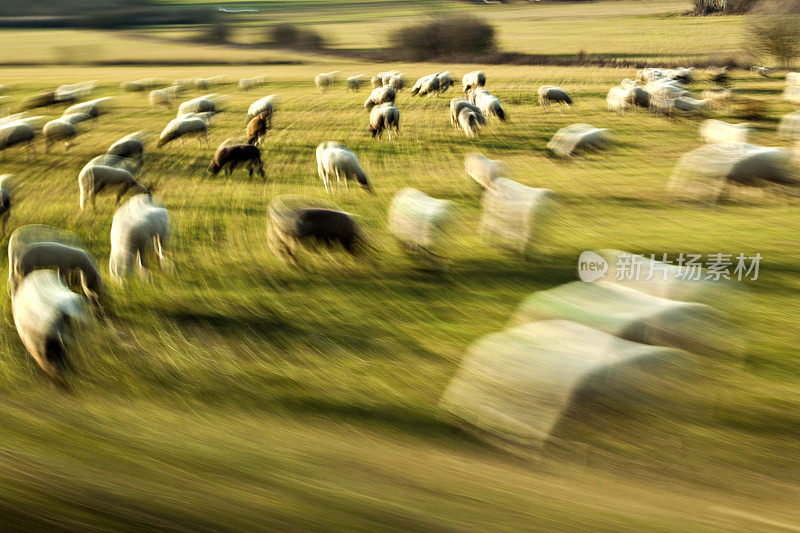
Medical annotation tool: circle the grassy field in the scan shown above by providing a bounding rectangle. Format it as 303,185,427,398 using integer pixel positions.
0,2,798,528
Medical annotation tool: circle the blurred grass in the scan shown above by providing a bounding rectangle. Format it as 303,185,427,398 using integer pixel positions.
0,6,798,528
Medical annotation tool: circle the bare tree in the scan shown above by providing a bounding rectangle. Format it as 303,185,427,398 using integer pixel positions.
747,0,800,67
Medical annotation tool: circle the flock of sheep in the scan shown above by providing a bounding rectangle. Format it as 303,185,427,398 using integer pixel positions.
0,62,798,383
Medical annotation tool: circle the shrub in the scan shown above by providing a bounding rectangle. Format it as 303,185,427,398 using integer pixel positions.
732,97,768,120
389,16,495,61
747,0,800,67
202,17,231,44
692,0,758,14
266,23,325,49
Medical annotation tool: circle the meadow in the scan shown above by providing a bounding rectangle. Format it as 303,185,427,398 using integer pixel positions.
0,1,799,529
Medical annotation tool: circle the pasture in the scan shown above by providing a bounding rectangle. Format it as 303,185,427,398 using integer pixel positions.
0,2,799,528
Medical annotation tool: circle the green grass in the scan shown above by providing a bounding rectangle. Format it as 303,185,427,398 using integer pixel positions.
0,60,798,528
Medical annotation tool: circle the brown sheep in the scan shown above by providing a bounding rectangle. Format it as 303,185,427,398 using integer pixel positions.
208,144,265,178
246,113,270,146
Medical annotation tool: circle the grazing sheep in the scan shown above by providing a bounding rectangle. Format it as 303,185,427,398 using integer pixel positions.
177,95,217,116
668,143,799,202
149,89,171,107
268,196,366,264
472,89,506,121
316,142,372,193
157,116,208,148
120,81,145,93
10,242,105,307
464,153,500,190
0,123,35,154
458,107,482,138
108,133,145,164
60,112,95,129
246,113,270,145
462,71,486,94
238,76,266,92
12,270,89,379
55,81,96,102
436,72,454,94
0,115,48,131
87,154,141,174
42,118,77,152
368,104,400,139
207,144,265,178
752,66,771,78
388,188,453,262
78,163,149,210
607,84,650,112
538,85,573,108
547,123,613,157
481,178,558,256
109,195,169,282
783,85,800,106
699,119,750,144
0,174,12,235
245,95,276,124
370,76,382,89
701,88,732,109
673,96,711,112
64,97,112,118
314,71,340,92
363,86,396,110
787,72,800,85
346,75,367,92
778,111,800,140
411,74,439,97
386,74,405,91
21,91,56,110
450,99,485,129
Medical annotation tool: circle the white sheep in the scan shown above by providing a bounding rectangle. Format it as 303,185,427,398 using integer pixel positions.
606,84,649,112
55,80,96,102
701,88,732,109
246,95,277,123
0,123,35,155
363,86,396,110
370,76,382,89
346,75,367,92
450,99,484,129
108,133,145,164
42,118,77,152
12,270,90,379
783,86,800,106
78,163,149,210
315,141,372,193
547,123,613,157
787,73,800,86
673,96,711,112
464,152,500,190
458,107,482,138
462,71,486,94
314,71,340,92
120,81,145,93
238,76,266,92
368,104,400,139
778,111,800,140
109,194,169,282
699,119,750,144
752,66,771,78
157,116,208,148
471,89,506,121
388,188,453,262
64,97,112,118
386,74,405,91
411,74,438,97
149,89,171,107
60,112,95,128
177,95,217,116
436,72,454,94
538,85,573,108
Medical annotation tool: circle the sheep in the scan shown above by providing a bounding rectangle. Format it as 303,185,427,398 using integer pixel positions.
701,88,732,109
778,111,800,140
64,97,112,118
0,123,35,154
177,95,217,116
450,99,485,129
0,174,12,235
538,85,573,108
267,196,367,264
21,91,56,110
157,116,208,148
120,81,146,93
547,123,613,157
9,242,105,307
149,89,171,107
42,118,77,152
787,73,800,85
699,119,750,144
0,115,48,131
783,85,800,106
246,113,270,145
363,85,396,110
462,71,486,94
87,154,140,174
207,144,265,178
55,81,96,102
752,66,771,78
12,270,90,380
436,72,454,94
411,74,438,97
464,152,500,190
458,107,482,138
60,112,95,129
472,89,506,121
673,96,711,112
606,84,649,112
109,195,169,282
386,74,405,91
246,95,276,124
238,76,266,92
346,75,367,92
388,188,453,262
314,71,339,92
108,133,145,164
78,163,149,210
315,142,372,193
368,104,400,139
370,76,382,89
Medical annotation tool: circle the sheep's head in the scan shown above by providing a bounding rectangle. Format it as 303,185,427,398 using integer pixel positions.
208,160,221,174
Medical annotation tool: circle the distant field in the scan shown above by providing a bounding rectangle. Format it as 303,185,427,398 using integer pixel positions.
0,57,798,527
